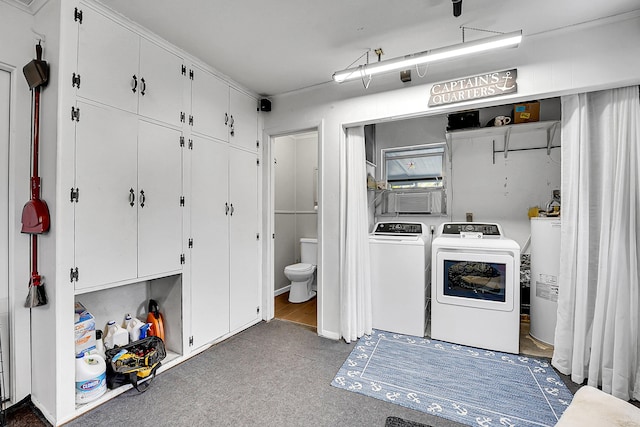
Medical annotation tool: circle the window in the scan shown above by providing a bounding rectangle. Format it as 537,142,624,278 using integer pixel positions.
382,143,445,189
380,143,447,215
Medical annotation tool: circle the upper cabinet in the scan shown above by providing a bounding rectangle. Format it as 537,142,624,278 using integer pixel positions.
76,6,186,127
190,65,259,152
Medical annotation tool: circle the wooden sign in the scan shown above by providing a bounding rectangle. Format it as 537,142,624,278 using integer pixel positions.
428,69,517,107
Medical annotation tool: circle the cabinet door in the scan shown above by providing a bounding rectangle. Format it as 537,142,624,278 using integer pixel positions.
137,121,183,277
74,102,138,289
190,138,230,348
229,148,260,331
229,88,258,152
138,39,185,127
191,66,229,141
77,7,139,114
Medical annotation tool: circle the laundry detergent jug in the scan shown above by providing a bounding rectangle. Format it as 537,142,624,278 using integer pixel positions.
75,352,106,404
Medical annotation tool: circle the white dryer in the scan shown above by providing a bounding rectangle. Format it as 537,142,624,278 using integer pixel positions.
431,222,520,353
369,222,430,337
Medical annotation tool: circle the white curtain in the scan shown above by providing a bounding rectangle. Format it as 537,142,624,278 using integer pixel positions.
552,86,640,401
339,126,372,343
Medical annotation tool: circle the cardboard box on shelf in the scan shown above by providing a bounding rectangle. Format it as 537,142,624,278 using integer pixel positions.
74,301,97,356
513,101,540,124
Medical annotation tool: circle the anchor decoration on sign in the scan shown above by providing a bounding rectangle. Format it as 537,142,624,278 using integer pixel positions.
476,416,493,427
370,382,382,392
495,70,516,92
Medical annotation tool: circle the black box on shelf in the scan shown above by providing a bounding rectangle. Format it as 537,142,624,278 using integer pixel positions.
447,110,480,131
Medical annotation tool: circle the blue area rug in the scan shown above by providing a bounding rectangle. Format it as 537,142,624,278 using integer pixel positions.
332,330,573,427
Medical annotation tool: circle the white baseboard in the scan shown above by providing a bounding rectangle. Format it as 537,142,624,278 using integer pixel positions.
274,285,290,296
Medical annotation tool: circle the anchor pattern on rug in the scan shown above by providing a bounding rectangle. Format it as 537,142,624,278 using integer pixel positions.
331,329,574,427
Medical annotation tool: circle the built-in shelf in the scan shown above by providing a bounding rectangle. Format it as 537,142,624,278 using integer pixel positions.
445,120,561,164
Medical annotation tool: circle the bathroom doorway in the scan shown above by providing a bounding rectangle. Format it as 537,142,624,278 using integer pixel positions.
272,131,318,329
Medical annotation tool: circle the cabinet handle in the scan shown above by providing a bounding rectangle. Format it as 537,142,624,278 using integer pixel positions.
140,77,146,96
224,113,228,125
132,75,138,93
225,202,229,215
139,189,146,208
230,203,234,216
129,188,135,206
229,115,235,137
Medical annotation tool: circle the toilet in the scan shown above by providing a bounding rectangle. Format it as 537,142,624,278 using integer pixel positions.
284,238,317,303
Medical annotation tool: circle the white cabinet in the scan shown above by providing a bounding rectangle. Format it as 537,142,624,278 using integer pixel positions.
189,138,260,348
76,5,185,127
190,65,258,152
73,101,183,291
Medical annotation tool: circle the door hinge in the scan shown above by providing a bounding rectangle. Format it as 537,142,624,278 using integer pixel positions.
180,112,186,123
74,7,83,24
256,140,260,149
256,158,260,166
189,336,193,346
71,106,80,122
188,139,193,150
272,233,275,239
181,64,186,76
70,187,79,203
180,136,185,147
189,115,194,126
189,69,194,80
180,196,185,207
257,306,260,314
180,254,185,264
72,73,81,88
256,233,260,240
188,238,193,249
70,267,79,282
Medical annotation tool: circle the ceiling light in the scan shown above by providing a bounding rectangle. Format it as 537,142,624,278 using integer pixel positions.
332,30,522,84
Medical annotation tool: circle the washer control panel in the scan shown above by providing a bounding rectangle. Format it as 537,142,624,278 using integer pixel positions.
441,223,502,236
373,222,424,235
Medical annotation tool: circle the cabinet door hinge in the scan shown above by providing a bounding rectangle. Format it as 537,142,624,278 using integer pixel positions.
74,7,83,24
71,106,80,122
180,254,185,264
180,136,185,147
72,73,81,88
257,306,260,314
188,139,193,150
256,158,260,166
189,69,194,80
189,336,193,346
188,115,194,126
256,233,260,240
70,187,79,203
180,196,185,207
188,238,193,249
180,112,186,123
70,267,79,282
256,140,260,149
181,64,186,76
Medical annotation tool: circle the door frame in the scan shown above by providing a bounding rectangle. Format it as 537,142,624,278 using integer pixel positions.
262,120,324,334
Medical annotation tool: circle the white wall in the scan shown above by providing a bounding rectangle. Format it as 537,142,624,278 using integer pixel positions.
274,133,318,291
373,98,562,247
0,0,47,405
263,12,640,339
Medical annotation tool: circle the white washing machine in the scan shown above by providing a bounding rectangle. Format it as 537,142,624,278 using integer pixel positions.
369,222,430,337
431,222,520,353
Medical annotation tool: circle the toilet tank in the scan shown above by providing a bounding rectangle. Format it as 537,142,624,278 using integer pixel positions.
300,238,317,265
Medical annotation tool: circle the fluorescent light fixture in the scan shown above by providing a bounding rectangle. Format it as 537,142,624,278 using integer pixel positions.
332,30,522,83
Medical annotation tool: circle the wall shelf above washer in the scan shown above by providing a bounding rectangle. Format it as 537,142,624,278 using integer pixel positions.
445,120,561,164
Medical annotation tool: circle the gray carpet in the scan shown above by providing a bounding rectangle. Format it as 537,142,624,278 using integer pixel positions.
66,320,465,427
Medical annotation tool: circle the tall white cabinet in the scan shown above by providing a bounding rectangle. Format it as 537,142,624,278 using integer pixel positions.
32,1,262,424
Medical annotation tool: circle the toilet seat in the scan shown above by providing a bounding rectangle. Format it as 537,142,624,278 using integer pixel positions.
284,263,315,274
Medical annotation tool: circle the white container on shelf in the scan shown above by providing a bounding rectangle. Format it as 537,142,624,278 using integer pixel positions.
123,314,145,342
103,320,129,350
530,217,561,345
75,352,107,404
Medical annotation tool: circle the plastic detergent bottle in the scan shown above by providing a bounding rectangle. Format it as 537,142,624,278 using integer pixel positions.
103,320,128,350
124,314,145,342
75,352,107,404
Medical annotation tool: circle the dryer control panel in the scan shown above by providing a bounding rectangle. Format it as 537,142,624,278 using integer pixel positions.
441,223,502,236
373,222,424,235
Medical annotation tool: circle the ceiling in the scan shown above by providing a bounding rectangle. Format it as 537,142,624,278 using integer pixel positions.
98,0,639,97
